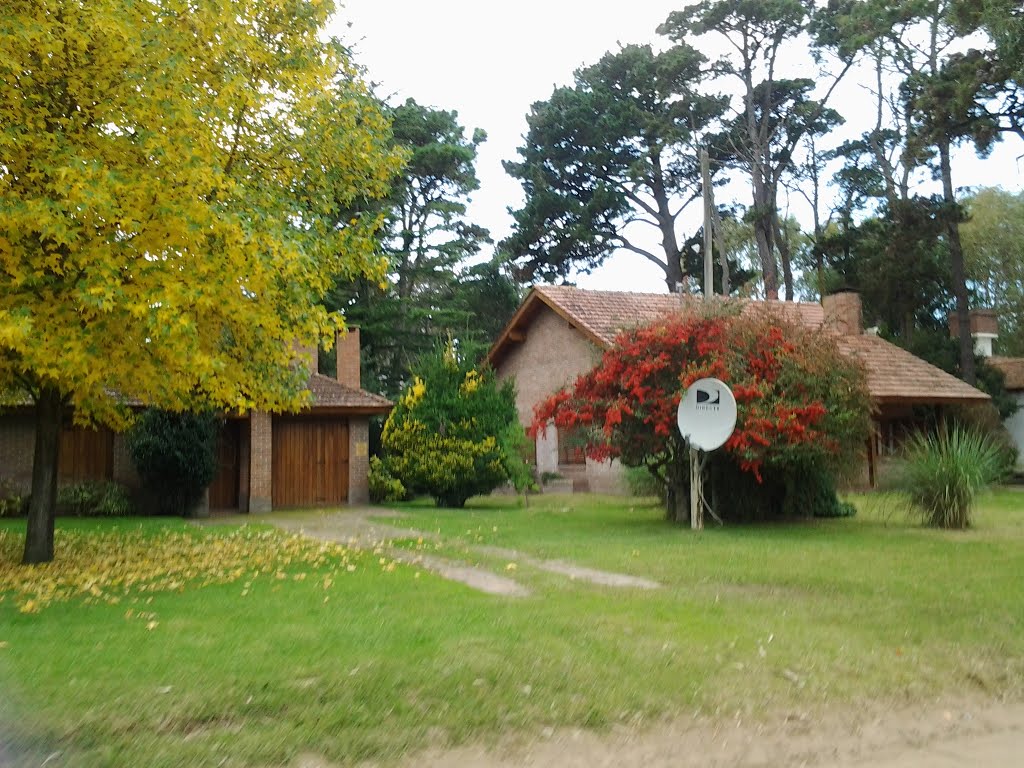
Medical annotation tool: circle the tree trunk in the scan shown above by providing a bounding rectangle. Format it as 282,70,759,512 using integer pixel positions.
23,386,63,564
651,149,683,292
774,213,795,301
754,219,777,299
751,169,778,299
663,451,690,523
939,142,976,385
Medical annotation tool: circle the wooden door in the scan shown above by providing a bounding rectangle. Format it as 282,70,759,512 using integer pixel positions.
59,426,114,482
208,420,241,510
272,418,349,508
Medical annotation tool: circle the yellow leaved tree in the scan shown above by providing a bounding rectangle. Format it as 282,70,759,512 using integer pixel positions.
0,0,403,562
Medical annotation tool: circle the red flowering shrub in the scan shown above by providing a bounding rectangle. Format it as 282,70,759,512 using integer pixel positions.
530,303,872,522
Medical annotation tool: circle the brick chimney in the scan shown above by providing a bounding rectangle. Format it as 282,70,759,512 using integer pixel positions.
822,290,863,335
291,339,318,375
335,326,361,389
950,309,998,357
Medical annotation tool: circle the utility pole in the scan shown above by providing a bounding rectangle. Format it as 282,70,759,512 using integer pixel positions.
701,148,713,300
692,148,713,530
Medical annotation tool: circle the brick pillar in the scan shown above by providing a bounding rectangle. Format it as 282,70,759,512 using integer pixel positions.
335,327,360,389
348,417,370,505
248,411,272,513
238,424,251,513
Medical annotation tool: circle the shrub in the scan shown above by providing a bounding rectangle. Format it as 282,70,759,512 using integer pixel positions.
624,465,663,499
900,426,1004,529
532,305,873,523
57,481,135,517
126,409,219,516
382,340,520,508
948,403,1018,477
0,480,25,518
368,456,407,503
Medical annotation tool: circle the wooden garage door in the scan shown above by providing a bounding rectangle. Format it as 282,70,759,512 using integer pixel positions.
59,426,114,482
272,418,349,508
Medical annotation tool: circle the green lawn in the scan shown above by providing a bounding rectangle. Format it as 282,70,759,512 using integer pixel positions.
1,490,1023,767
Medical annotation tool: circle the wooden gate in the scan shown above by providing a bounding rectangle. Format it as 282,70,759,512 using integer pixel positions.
209,420,241,510
59,426,114,482
272,418,349,508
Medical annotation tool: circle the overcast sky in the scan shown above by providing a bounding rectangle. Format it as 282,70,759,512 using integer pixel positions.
334,1,1024,294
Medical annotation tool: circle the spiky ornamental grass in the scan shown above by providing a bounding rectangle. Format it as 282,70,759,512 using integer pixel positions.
901,426,1006,529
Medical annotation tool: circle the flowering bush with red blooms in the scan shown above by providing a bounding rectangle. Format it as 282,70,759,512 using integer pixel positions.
530,304,872,521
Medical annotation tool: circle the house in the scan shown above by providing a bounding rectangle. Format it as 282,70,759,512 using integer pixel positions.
487,285,990,491
0,329,392,511
942,309,1024,474
990,356,1024,472
989,357,1024,472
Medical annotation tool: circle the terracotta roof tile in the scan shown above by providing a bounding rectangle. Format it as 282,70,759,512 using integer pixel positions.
834,335,989,404
513,285,987,405
305,373,393,412
989,356,1024,390
533,285,826,345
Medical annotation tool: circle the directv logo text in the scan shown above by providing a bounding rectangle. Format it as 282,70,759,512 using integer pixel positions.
695,389,720,411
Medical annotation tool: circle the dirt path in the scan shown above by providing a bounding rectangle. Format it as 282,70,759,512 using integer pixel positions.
394,697,1024,768
211,508,660,598
477,546,659,590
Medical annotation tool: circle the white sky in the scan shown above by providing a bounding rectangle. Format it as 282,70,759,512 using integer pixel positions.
334,1,1024,294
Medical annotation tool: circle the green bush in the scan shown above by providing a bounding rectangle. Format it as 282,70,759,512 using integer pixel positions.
382,340,520,508
368,456,407,503
624,465,663,499
0,480,25,518
704,455,856,522
126,409,219,516
900,426,1004,529
57,481,135,517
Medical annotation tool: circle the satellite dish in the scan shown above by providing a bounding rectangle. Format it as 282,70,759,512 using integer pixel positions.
677,377,737,451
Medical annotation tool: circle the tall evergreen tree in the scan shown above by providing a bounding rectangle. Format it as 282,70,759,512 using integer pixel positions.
328,100,518,398
659,0,860,300
502,43,728,292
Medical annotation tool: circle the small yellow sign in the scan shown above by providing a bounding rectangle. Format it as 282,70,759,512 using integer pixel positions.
355,441,368,458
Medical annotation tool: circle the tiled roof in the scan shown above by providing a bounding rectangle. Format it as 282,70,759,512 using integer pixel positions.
532,286,688,345
989,356,1024,391
490,285,988,405
305,373,393,412
834,335,989,404
531,285,825,346
1,374,394,413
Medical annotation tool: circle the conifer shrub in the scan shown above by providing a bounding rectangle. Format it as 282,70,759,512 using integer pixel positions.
367,456,407,503
382,341,520,508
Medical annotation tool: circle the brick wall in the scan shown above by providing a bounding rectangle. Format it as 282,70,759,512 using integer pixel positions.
248,411,272,513
494,307,602,425
0,413,36,494
494,306,629,494
348,417,370,505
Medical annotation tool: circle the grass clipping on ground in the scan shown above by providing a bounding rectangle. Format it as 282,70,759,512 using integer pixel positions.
0,526,364,615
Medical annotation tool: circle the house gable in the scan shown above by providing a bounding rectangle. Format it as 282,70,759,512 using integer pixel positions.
492,301,603,424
